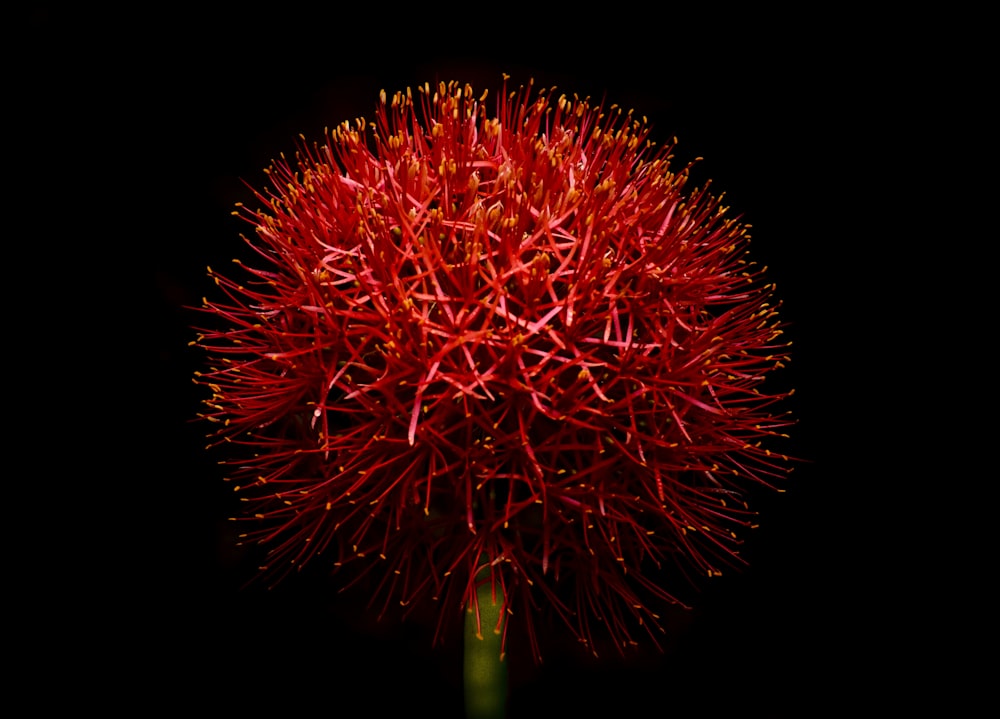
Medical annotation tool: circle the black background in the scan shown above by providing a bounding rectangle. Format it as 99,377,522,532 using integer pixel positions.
18,5,959,716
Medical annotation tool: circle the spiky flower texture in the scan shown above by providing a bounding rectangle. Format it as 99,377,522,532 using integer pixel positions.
195,78,793,660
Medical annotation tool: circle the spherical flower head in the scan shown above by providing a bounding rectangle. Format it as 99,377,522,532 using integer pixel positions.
195,77,794,660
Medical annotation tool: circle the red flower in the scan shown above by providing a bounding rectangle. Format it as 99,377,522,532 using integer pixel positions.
194,77,793,660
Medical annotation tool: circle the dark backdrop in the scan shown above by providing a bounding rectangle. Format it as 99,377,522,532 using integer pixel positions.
18,5,932,717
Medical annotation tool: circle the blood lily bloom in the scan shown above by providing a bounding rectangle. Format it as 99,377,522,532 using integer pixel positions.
194,77,793,662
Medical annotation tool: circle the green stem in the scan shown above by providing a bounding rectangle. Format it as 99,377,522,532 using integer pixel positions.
464,564,507,719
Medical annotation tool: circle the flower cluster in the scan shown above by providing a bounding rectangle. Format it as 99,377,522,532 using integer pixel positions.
194,77,793,659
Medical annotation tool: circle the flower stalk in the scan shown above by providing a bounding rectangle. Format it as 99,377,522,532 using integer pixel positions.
464,559,507,719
